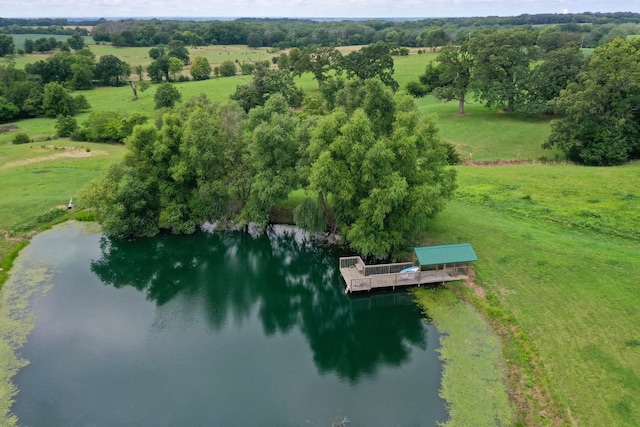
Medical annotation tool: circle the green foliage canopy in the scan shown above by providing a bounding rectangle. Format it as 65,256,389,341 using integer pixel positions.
525,42,584,114
94,54,131,86
544,38,640,165
0,34,14,57
230,63,302,112
306,82,456,258
189,55,211,80
42,82,76,117
84,97,249,237
154,83,182,109
339,41,399,90
83,162,161,238
468,28,538,112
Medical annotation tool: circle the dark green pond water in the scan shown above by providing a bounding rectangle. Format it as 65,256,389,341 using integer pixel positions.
11,222,446,427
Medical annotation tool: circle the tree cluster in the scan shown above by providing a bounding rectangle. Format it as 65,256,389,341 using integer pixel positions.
0,48,138,123
0,59,91,123
276,42,399,93
544,38,640,165
85,79,456,258
23,36,63,54
413,27,640,165
146,41,190,82
61,111,149,142
410,28,584,115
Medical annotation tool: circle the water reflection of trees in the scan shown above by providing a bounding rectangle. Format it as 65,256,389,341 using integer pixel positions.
90,226,428,383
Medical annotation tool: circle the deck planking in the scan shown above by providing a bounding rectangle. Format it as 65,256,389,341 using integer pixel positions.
339,256,469,293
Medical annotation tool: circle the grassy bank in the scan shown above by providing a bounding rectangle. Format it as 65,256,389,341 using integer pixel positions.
423,165,640,426
0,141,126,288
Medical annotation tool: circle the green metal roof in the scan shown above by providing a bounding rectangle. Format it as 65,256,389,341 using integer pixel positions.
413,244,477,266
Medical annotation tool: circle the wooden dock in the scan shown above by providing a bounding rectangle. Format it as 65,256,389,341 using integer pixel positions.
339,256,470,293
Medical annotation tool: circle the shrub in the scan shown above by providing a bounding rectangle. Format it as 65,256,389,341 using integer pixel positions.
72,111,148,143
55,115,78,137
73,94,91,112
218,61,237,77
443,141,462,165
154,83,182,109
406,81,429,98
0,96,20,122
12,132,31,144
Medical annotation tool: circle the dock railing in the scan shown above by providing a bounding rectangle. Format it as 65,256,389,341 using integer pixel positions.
339,257,471,293
364,262,414,276
340,256,366,273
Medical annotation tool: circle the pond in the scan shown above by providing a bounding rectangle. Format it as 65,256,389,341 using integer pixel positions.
10,222,446,426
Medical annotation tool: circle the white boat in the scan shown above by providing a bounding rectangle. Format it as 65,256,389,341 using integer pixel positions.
399,266,419,280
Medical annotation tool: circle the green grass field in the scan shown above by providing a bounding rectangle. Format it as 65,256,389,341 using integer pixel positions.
0,141,126,231
1,43,639,426
88,44,276,70
1,43,276,77
422,174,640,425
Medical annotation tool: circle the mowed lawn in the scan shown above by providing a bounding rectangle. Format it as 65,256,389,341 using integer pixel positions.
0,141,126,232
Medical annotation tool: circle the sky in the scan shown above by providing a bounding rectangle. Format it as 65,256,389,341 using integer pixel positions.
0,0,636,19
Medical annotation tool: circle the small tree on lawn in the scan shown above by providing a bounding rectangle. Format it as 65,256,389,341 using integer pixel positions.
168,57,184,81
190,56,211,80
154,83,182,109
218,60,237,77
43,82,76,117
55,115,78,137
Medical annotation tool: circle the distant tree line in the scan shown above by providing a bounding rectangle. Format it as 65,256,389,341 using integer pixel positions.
0,18,99,28
0,24,89,37
86,13,640,49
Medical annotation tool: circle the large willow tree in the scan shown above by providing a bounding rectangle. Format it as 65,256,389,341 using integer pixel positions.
299,79,457,258
86,81,456,259
84,95,302,237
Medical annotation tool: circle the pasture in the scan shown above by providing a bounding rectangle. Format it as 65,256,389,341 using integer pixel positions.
421,163,640,426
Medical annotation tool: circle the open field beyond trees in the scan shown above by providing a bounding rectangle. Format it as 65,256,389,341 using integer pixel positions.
1,42,639,426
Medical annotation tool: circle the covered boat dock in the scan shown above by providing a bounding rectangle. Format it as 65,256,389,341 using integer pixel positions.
339,243,477,293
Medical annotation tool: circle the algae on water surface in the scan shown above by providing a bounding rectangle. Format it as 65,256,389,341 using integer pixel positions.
0,238,53,426
414,286,515,427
